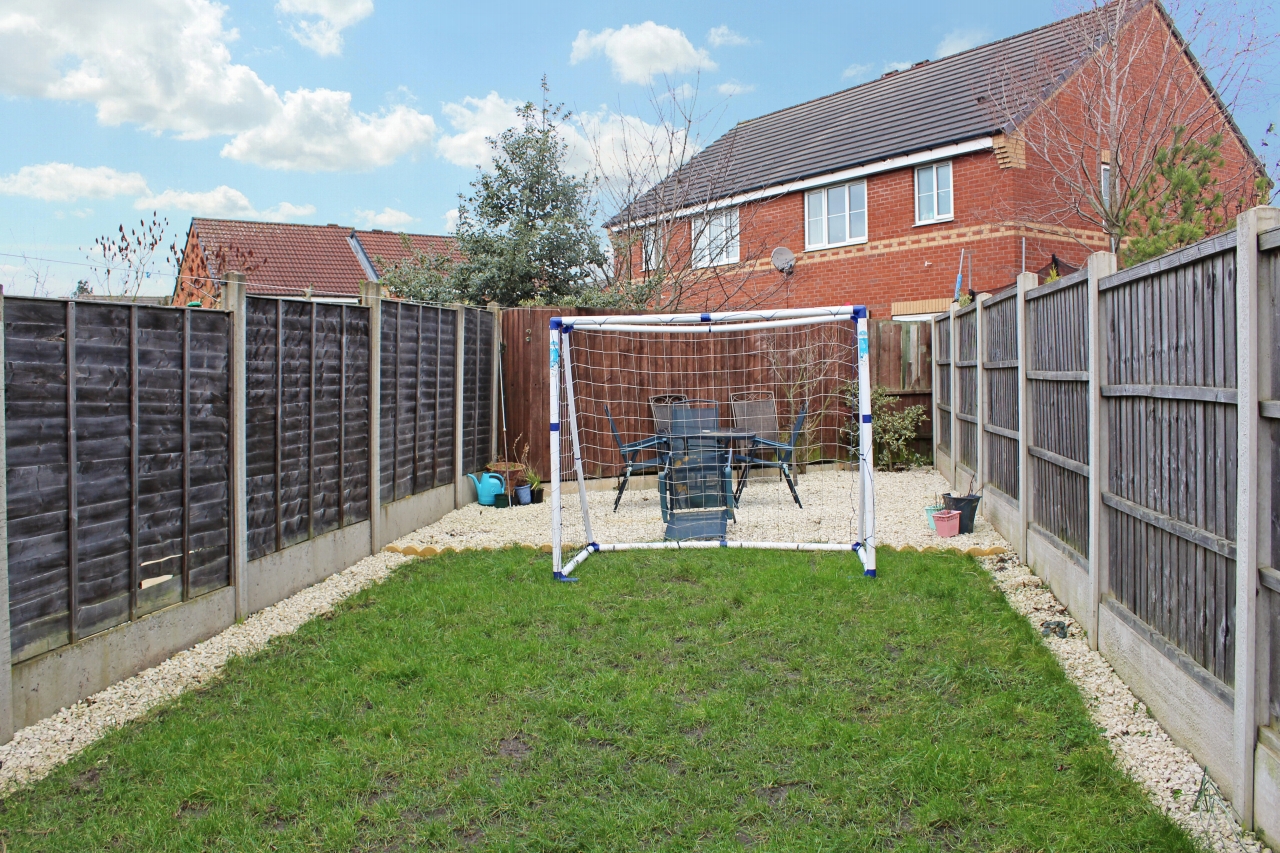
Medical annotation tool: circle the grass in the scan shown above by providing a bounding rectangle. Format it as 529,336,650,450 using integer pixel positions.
0,548,1195,852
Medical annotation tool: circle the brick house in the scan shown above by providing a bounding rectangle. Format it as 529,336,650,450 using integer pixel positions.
172,218,461,308
608,0,1264,318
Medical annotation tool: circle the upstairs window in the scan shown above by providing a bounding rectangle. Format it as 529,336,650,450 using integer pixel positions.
915,161,953,224
692,208,740,269
805,181,868,249
641,227,664,272
1100,163,1111,206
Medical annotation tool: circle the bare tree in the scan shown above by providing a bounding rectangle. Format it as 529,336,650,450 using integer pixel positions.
2,252,53,297
584,78,795,312
984,0,1274,256
82,212,180,298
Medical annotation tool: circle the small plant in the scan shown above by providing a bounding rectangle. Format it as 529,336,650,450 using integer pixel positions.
517,435,540,491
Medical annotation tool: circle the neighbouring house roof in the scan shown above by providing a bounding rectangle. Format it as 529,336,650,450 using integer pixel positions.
353,230,466,277
608,4,1130,226
185,218,460,299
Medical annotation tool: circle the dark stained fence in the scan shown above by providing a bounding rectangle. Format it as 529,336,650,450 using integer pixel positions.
461,308,495,477
982,289,1019,499
1100,234,1238,686
1265,226,1280,722
244,297,370,562
935,314,952,455
954,304,978,477
5,298,232,663
378,303,456,503
1025,270,1090,555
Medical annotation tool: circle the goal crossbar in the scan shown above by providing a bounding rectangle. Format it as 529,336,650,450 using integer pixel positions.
549,305,876,581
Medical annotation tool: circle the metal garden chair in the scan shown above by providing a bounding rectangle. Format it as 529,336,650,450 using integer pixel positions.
659,402,735,539
603,404,667,512
730,391,807,508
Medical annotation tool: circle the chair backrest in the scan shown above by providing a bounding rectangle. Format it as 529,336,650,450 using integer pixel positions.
649,393,688,434
730,391,780,445
671,401,719,434
603,404,625,451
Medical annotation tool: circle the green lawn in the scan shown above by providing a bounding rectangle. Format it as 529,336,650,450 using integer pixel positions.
0,548,1194,852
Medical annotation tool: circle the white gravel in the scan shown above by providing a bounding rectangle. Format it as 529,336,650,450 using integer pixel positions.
0,465,1267,853
0,549,408,795
390,467,1009,555
978,550,1270,853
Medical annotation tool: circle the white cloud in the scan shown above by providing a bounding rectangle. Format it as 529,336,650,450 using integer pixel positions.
141,186,315,221
0,162,149,201
842,62,874,80
706,25,750,47
716,81,754,96
437,91,522,168
883,61,912,73
0,0,434,171
355,207,414,228
570,22,716,85
443,208,459,233
277,0,373,57
935,28,991,58
220,88,436,171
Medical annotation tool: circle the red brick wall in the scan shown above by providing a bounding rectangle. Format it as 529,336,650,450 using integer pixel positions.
172,226,218,308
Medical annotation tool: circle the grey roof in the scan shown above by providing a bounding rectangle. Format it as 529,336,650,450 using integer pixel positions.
608,6,1119,226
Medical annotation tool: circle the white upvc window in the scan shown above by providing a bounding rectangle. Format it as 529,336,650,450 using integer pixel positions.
805,180,868,250
914,161,953,224
691,208,740,269
641,227,664,272
1100,163,1111,206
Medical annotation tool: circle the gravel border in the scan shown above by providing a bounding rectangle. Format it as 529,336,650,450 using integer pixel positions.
0,467,1269,853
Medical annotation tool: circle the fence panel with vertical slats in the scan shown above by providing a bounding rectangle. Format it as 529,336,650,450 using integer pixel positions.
955,305,978,475
934,315,952,455
5,298,232,663
244,297,370,561
463,308,495,475
1100,237,1237,686
1025,270,1090,555
982,290,1019,499
378,302,460,504
1265,229,1280,721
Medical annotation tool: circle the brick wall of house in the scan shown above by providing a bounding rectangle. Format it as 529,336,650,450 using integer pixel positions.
173,226,217,309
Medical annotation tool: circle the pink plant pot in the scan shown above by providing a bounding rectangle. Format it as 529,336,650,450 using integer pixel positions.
933,510,961,538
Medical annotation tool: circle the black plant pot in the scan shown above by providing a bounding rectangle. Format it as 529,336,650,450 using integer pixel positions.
531,487,544,504
943,493,981,534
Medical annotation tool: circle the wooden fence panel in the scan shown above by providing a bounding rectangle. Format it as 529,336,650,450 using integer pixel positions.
244,297,370,561
1100,241,1238,686
378,303,459,504
5,298,232,663
935,315,952,455
462,308,495,476
1025,271,1090,555
955,305,978,474
983,290,1019,499
1265,233,1280,721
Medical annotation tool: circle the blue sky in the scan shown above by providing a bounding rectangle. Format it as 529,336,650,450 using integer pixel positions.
0,0,1275,297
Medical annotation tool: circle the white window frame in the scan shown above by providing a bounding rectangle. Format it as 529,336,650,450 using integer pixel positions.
804,180,869,250
1100,163,1111,207
914,161,954,226
691,208,740,269
640,226,664,272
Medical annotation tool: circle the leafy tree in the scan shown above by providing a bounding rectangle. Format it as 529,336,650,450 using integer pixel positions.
450,81,607,305
1123,127,1226,265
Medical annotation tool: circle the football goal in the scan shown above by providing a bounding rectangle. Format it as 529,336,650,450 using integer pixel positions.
549,305,876,581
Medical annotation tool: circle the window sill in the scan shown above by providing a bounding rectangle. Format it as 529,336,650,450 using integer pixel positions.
804,237,868,253
913,216,954,228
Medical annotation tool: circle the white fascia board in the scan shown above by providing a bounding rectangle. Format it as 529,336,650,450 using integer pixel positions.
611,136,994,231
347,234,380,282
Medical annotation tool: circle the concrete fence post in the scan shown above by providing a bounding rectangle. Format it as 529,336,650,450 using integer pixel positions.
974,293,989,497
949,303,960,492
1016,271,1037,563
489,303,502,464
454,306,467,509
222,272,250,622
1233,206,1280,828
1086,252,1116,652
361,282,382,553
0,290,14,744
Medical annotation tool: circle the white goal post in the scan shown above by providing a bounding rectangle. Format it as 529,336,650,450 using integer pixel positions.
549,305,876,581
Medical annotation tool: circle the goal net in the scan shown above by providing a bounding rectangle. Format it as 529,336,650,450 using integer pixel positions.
549,306,876,581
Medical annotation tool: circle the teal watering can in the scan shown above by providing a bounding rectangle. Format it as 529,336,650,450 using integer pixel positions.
467,472,505,506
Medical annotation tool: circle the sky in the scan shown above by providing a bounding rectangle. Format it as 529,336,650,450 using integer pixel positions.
0,0,1276,297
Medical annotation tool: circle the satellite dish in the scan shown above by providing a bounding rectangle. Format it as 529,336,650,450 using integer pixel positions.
771,247,796,275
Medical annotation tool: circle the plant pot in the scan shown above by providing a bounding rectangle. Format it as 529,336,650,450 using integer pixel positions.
942,493,981,535
530,487,544,504
924,504,945,531
514,484,532,505
493,493,510,509
933,509,961,538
